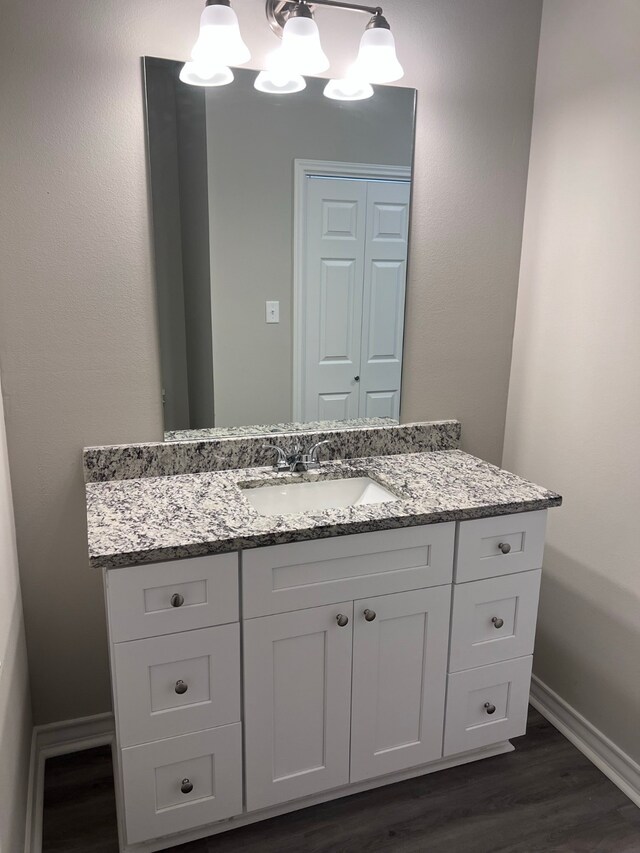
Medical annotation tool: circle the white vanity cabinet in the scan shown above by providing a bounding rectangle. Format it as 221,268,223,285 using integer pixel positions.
242,524,455,810
104,554,244,847
104,511,547,852
443,510,546,755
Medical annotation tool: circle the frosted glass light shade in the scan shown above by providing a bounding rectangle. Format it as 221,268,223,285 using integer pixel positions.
279,16,329,75
190,3,250,69
352,27,404,83
179,61,234,87
254,69,306,94
323,77,374,101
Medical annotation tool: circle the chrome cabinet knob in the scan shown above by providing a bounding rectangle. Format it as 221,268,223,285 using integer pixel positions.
180,778,193,794
491,616,504,629
174,680,188,695
336,614,349,627
484,702,496,715
363,609,377,622
498,542,511,555
170,593,185,608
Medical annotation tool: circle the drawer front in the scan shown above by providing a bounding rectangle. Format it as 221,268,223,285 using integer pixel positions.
455,511,547,583
243,524,455,618
114,624,240,747
449,570,541,672
443,656,532,756
121,724,242,845
107,553,238,642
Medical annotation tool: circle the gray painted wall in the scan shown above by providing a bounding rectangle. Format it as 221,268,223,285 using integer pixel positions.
0,379,32,852
503,0,640,764
176,78,216,429
205,72,414,427
146,60,192,431
0,0,541,724
146,58,215,431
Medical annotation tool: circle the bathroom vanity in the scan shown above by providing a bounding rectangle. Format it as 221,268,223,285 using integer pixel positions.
84,422,561,853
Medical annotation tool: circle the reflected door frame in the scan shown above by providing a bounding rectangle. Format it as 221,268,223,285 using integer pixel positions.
293,159,412,423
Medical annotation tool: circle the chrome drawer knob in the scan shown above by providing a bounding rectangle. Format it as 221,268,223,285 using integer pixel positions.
180,778,193,794
336,614,349,627
491,616,504,629
498,542,511,555
363,609,377,622
170,593,185,608
484,702,496,715
175,680,188,695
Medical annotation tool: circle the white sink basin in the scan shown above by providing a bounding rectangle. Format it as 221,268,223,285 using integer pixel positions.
242,476,399,516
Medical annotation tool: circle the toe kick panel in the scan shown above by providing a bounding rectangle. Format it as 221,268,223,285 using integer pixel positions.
443,656,533,756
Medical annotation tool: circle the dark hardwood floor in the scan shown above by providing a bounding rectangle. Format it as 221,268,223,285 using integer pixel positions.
42,708,640,853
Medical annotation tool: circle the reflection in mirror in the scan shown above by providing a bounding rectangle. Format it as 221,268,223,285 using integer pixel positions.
143,58,416,440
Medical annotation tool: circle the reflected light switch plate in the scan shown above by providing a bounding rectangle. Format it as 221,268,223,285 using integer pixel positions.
265,301,280,324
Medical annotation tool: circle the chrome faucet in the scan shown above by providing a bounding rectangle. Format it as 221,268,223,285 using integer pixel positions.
262,440,330,473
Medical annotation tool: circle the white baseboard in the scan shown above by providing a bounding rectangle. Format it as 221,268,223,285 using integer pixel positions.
530,674,640,808
23,687,640,853
24,712,115,853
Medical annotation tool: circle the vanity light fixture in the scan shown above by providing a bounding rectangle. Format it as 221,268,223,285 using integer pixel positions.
180,0,404,97
179,63,235,87
351,10,404,84
323,76,373,101
180,0,250,87
276,2,330,76
254,67,307,94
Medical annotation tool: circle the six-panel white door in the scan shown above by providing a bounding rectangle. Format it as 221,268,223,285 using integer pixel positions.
303,178,367,420
350,586,451,782
359,179,411,419
243,602,354,811
302,176,411,421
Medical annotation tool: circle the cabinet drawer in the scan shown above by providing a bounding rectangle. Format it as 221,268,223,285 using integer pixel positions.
106,553,238,642
243,524,455,618
449,570,541,672
121,724,242,845
455,511,547,583
114,624,240,747
443,656,532,756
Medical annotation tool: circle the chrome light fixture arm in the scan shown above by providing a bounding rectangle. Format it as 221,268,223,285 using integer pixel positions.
266,0,388,37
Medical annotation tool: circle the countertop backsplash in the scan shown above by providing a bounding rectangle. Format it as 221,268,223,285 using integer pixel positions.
83,420,462,483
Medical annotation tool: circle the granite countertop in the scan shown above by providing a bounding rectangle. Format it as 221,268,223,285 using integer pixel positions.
86,450,561,569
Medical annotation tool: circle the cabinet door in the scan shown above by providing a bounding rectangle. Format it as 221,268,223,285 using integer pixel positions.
350,586,451,782
244,602,353,811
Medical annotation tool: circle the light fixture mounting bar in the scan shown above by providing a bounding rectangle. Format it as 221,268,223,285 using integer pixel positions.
305,0,383,15
266,0,385,37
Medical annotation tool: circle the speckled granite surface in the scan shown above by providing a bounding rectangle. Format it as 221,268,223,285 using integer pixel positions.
86,450,562,569
165,417,397,442
83,420,461,483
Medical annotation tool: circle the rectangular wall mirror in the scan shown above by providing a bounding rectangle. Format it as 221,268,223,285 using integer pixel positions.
143,58,417,440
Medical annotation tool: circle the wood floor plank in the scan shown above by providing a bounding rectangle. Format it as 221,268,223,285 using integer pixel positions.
42,708,640,853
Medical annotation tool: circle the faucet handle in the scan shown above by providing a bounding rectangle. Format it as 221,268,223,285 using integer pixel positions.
307,439,330,463
261,444,289,471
